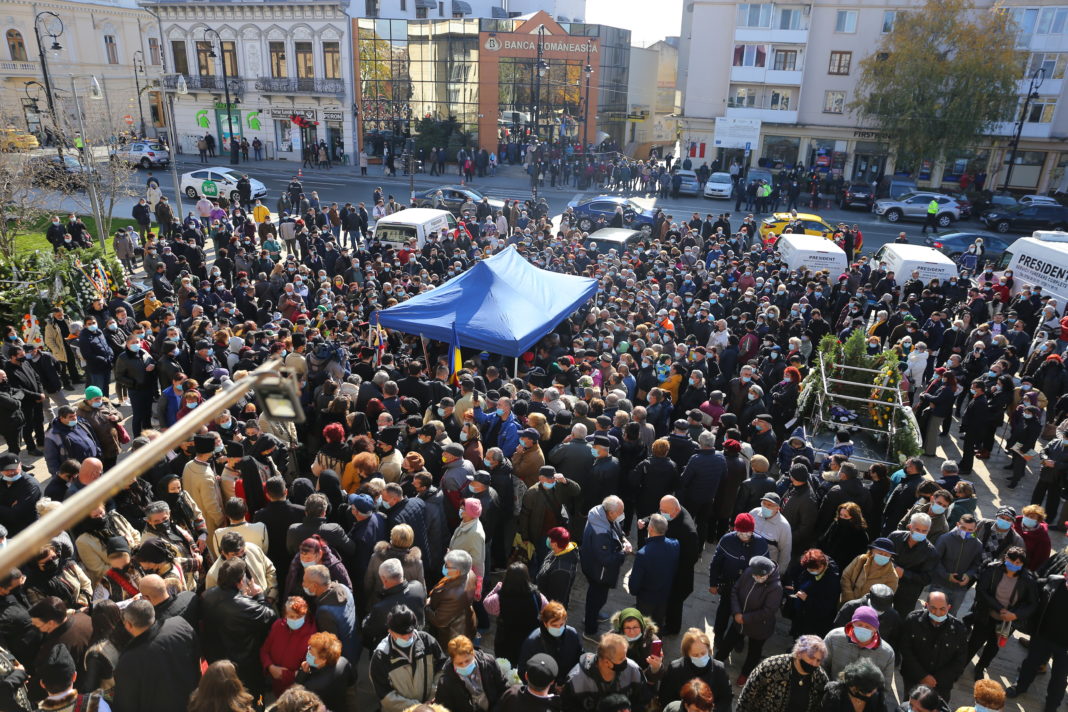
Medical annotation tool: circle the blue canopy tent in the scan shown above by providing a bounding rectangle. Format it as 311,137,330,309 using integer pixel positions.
374,245,599,357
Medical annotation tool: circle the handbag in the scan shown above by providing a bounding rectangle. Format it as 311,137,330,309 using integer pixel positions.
115,422,131,444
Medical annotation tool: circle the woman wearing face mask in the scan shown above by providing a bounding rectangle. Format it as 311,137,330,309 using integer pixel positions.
260,596,318,698
840,538,899,606
176,388,205,420
434,634,510,712
816,658,888,712
610,608,664,681
712,555,782,686
782,548,842,639
659,628,732,710
294,631,353,712
734,635,829,712
822,606,895,700
968,546,1038,680
1013,505,1052,571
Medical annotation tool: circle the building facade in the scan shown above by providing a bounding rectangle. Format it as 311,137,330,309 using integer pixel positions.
678,0,1068,193
361,0,587,22
353,10,630,155
144,0,356,163
1,0,164,143
626,38,680,158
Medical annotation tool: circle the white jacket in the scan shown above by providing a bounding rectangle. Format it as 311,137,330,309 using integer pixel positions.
905,350,929,391
749,507,792,570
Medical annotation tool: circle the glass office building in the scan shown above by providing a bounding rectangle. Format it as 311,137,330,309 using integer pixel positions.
355,11,630,155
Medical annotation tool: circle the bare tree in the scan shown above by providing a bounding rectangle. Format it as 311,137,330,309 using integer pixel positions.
0,155,50,263
64,139,138,245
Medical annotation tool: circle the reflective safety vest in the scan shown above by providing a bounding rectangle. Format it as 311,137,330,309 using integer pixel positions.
927,199,938,214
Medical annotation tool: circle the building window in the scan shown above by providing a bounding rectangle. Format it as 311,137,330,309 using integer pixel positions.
365,0,379,17
1011,7,1039,36
1029,52,1067,79
828,51,851,75
728,86,757,108
1026,97,1056,123
416,6,428,18
732,44,767,67
835,10,857,33
824,90,846,113
104,35,118,64
773,49,797,71
439,1,445,16
270,42,287,78
196,41,214,75
171,40,189,74
1037,7,1068,34
400,0,407,10
882,11,896,33
769,88,792,110
294,41,314,83
323,42,340,79
148,37,161,65
736,4,772,28
6,30,27,61
777,7,803,30
275,118,293,152
222,41,238,76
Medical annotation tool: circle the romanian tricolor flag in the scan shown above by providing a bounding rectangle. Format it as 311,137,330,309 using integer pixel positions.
449,321,463,386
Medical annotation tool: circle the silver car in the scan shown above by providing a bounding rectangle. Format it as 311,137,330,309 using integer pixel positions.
703,172,733,199
676,169,700,196
873,191,960,228
111,141,171,169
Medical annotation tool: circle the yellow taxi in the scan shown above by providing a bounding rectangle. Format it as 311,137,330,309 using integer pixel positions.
758,211,864,250
0,127,40,151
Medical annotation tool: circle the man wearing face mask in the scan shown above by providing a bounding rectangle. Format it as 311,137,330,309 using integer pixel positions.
4,345,46,457
900,590,969,703
113,335,157,437
0,454,40,536
370,605,444,712
77,316,114,400
561,633,652,712
580,496,632,639
967,545,1038,681
708,513,770,640
822,605,895,701
712,555,782,685
42,405,101,478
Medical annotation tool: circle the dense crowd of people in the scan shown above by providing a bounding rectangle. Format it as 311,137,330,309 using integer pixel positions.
1,170,1068,712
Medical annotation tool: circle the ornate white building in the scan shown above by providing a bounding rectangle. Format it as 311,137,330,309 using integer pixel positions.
144,0,356,163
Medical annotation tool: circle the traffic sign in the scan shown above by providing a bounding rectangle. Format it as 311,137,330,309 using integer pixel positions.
123,115,134,125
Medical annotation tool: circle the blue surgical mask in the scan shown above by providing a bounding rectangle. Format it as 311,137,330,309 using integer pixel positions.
305,651,318,668
186,402,199,409
547,624,565,638
287,617,304,630
910,531,927,542
1004,560,1023,572
459,431,469,442
495,408,505,417
995,518,1012,531
300,559,315,568
437,407,446,417
929,611,948,623
128,343,141,353
542,481,555,490
393,633,414,648
455,661,476,677
1022,516,1038,528
760,506,774,519
442,564,451,577
302,585,315,596
852,626,874,643
87,324,98,332
1,474,21,483
660,511,673,522
91,400,103,409
930,503,946,515
689,654,710,668
873,553,891,567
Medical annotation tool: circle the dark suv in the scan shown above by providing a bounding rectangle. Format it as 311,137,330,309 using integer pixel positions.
839,182,874,210
980,203,1068,234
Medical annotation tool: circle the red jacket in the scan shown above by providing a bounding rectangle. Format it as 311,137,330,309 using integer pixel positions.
259,617,318,697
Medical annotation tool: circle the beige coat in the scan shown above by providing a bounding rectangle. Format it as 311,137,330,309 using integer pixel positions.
511,444,545,487
43,321,69,363
839,552,900,605
182,458,225,555
213,521,269,554
448,518,486,586
204,541,278,602
74,512,142,586
379,449,404,483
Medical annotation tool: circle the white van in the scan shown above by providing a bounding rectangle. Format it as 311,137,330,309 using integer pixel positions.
372,208,457,249
776,234,847,275
873,243,959,284
995,230,1068,314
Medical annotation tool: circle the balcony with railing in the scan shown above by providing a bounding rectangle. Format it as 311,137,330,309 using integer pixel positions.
162,73,245,97
254,77,345,97
726,90,798,123
0,59,38,75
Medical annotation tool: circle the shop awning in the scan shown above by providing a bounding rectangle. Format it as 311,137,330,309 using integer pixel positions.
491,6,509,17
452,0,472,14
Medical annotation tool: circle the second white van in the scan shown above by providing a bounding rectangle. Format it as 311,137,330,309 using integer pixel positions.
372,208,457,249
873,243,959,284
995,230,1068,314
776,234,848,275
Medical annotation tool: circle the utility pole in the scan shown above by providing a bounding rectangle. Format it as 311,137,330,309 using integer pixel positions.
33,11,64,158
70,76,107,252
132,50,147,138
1002,67,1045,191
582,46,593,155
205,28,240,165
143,3,186,214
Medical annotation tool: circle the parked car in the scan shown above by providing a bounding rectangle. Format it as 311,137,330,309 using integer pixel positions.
1019,194,1061,206
179,167,266,203
839,182,875,210
412,185,506,216
971,192,1018,215
944,192,973,219
980,203,1068,233
703,171,733,199
873,192,961,228
875,175,917,200
675,169,700,196
582,227,643,254
0,128,39,151
110,141,171,169
28,154,91,190
566,195,656,234
924,232,1012,262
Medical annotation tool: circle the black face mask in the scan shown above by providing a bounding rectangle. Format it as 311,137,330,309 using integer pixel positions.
797,658,818,674
611,660,628,673
41,558,60,575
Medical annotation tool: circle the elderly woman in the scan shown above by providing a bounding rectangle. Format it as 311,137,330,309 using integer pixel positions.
782,548,842,638
285,535,352,600
735,635,829,712
433,635,510,712
427,549,477,648
662,678,715,712
659,627,732,711
817,658,887,712
449,498,487,592
260,596,318,698
363,523,425,602
516,601,582,686
295,631,353,712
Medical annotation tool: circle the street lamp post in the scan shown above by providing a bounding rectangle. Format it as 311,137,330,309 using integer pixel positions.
532,25,547,201
33,11,64,158
582,47,593,155
204,28,240,165
143,4,186,214
69,75,107,252
1002,67,1045,191
132,50,147,138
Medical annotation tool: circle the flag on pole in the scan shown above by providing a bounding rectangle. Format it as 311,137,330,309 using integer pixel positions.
449,321,463,386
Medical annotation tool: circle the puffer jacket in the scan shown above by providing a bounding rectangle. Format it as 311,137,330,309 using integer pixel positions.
730,563,783,640
76,399,123,460
580,505,626,588
708,532,770,588
314,581,359,661
43,417,101,475
370,631,445,712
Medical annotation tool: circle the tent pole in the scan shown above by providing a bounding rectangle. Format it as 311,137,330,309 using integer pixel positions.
514,356,518,379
